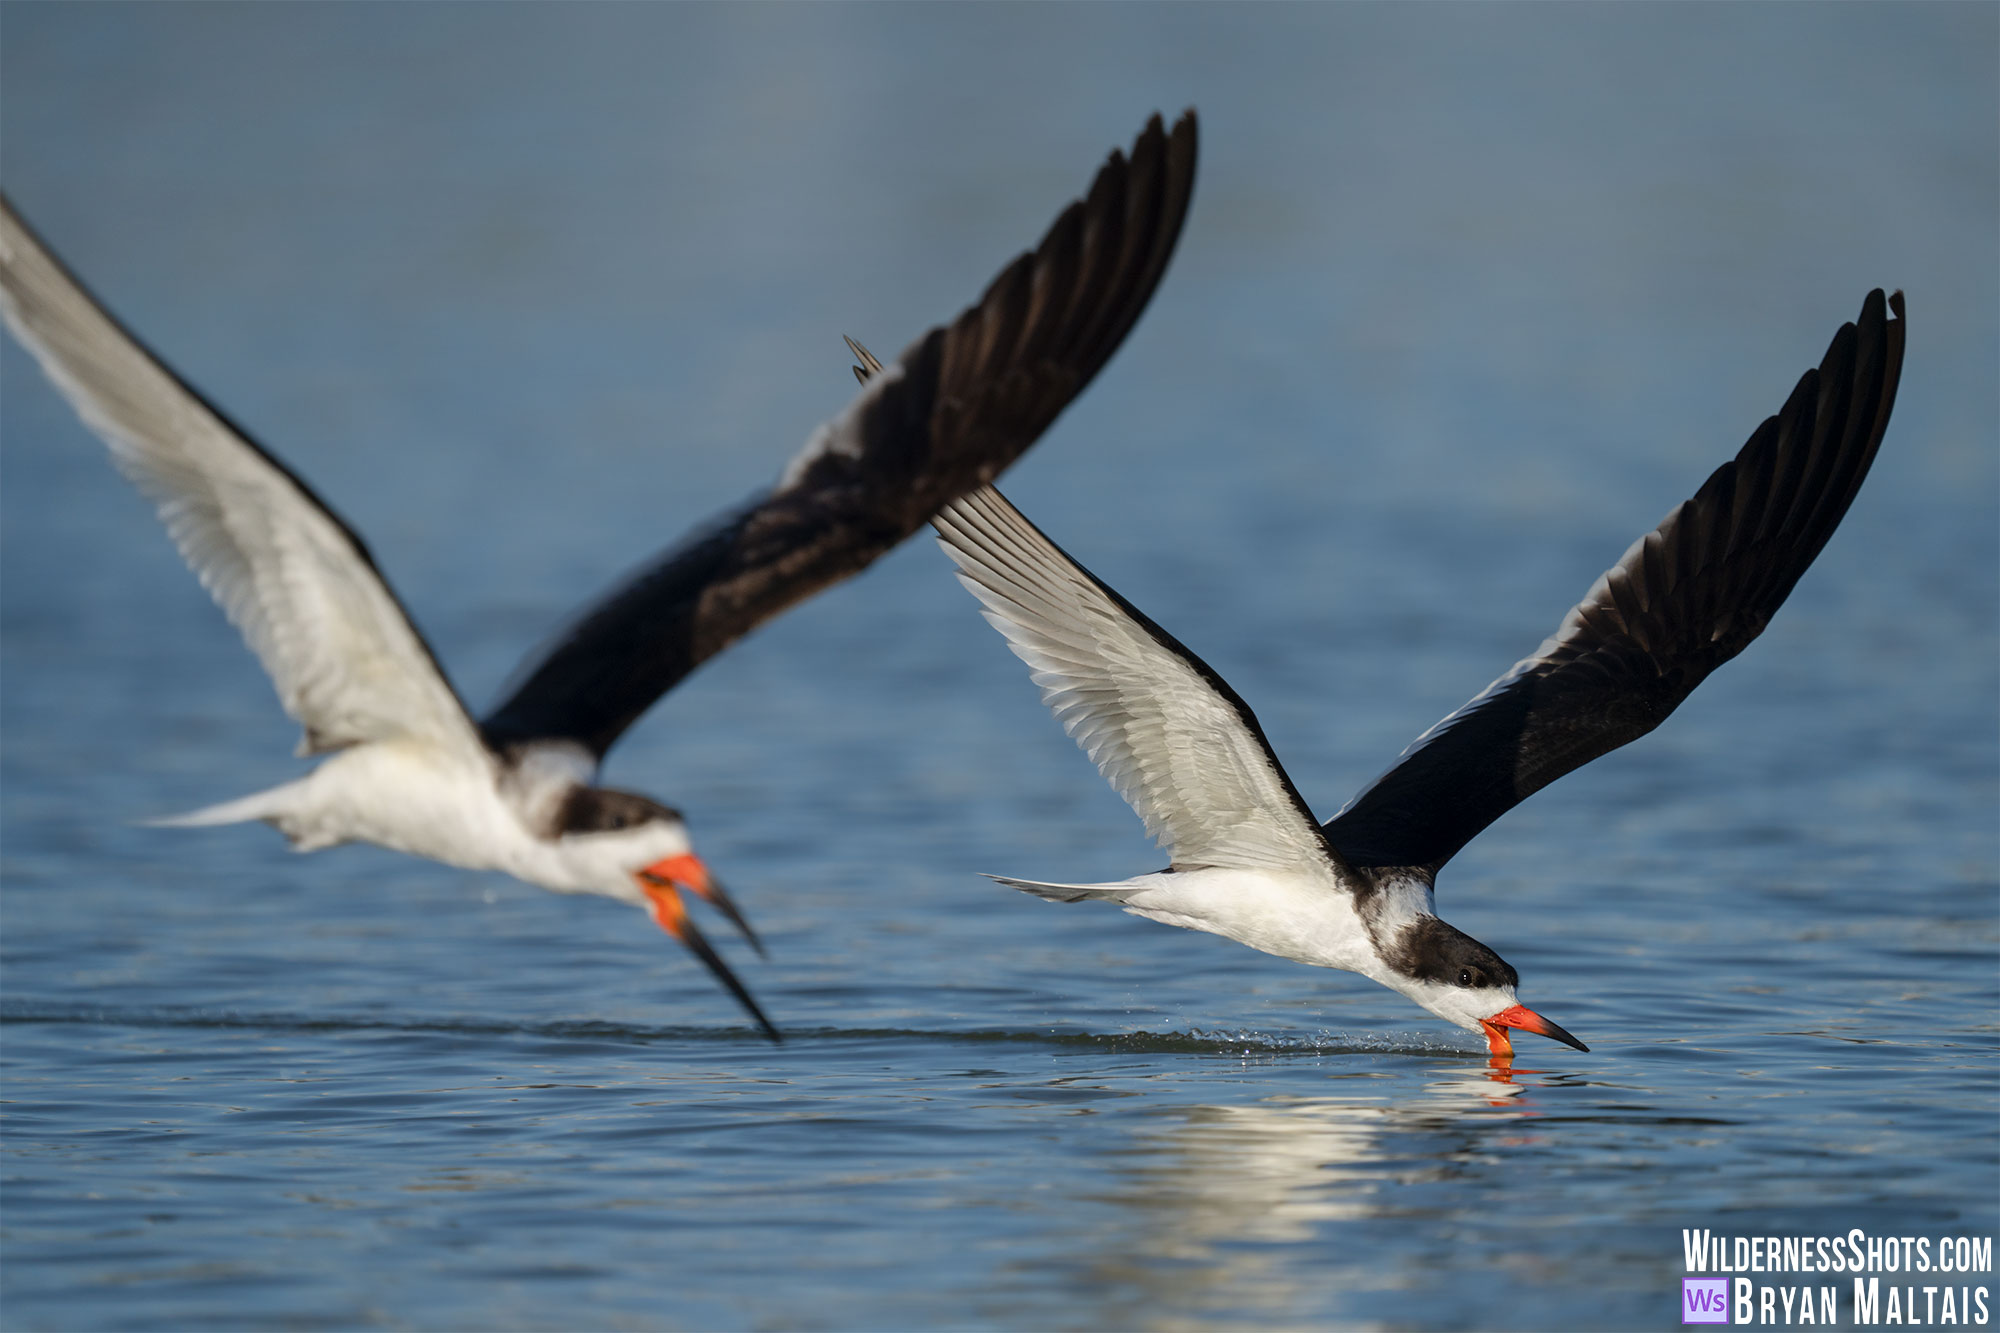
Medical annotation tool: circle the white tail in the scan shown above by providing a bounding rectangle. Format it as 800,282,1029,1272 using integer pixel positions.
140,784,296,831
983,873,1142,904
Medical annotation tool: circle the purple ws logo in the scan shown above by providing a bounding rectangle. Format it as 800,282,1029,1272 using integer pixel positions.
1684,1277,1730,1324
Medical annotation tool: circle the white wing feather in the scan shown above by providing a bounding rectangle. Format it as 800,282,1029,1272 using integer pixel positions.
0,200,482,758
934,486,1331,875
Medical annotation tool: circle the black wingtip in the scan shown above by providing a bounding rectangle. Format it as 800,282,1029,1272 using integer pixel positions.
480,111,1198,760
844,334,884,385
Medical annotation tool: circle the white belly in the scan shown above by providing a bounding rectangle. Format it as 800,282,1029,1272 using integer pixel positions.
1118,866,1378,975
199,740,663,903
282,741,524,870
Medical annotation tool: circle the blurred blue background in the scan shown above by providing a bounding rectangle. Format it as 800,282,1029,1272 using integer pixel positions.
3,5,1994,1330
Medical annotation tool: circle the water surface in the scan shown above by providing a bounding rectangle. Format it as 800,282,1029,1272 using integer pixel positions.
3,6,1995,1329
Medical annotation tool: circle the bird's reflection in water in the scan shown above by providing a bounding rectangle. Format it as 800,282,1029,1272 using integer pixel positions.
1051,1059,1544,1326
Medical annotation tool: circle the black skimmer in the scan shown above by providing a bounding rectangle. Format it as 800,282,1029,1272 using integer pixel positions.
0,110,1199,1041
924,289,1903,1056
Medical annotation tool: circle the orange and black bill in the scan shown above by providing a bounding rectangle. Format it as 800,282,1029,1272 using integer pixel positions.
1480,1003,1588,1057
639,873,780,1044
645,853,763,956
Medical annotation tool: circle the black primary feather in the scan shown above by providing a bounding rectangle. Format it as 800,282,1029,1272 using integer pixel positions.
483,112,1199,758
1323,290,1905,874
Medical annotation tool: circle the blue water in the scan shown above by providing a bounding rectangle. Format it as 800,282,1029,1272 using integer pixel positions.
3,6,1995,1330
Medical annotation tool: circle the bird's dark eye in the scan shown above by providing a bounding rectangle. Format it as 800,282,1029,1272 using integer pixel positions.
1457,968,1474,988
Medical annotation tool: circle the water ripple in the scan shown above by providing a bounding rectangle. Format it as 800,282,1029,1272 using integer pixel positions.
0,1002,1478,1058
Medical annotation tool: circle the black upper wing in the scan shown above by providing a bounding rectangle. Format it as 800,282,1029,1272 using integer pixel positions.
1322,290,1906,874
482,111,1198,758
